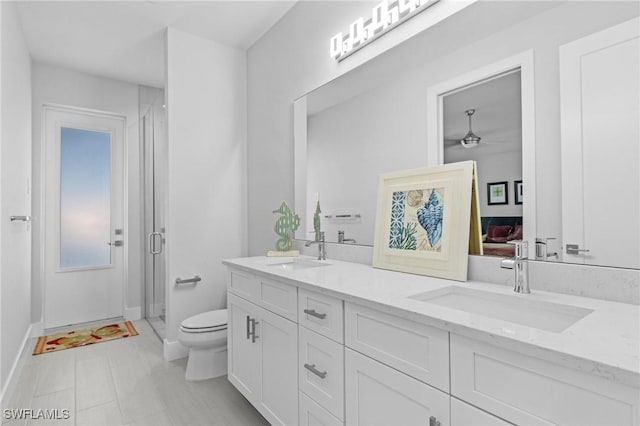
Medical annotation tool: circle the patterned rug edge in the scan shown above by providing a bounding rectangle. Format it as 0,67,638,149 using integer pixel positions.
32,321,138,355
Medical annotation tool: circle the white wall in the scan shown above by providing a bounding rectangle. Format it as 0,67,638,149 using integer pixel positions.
31,63,143,328
1,0,32,403
247,1,639,256
164,28,246,357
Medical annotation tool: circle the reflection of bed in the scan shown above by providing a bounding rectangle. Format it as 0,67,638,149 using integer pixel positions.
481,216,523,257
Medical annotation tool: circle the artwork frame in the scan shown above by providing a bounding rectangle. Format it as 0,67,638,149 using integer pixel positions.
514,180,523,205
487,181,509,205
372,161,480,281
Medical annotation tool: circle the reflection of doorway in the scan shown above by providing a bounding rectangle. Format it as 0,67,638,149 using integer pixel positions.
426,51,536,258
43,106,125,328
560,19,639,269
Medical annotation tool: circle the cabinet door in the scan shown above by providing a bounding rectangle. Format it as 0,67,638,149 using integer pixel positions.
228,293,260,403
257,305,299,426
345,348,450,426
451,398,511,426
299,392,343,426
450,334,640,426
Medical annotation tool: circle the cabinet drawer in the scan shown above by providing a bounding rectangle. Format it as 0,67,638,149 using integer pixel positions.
450,334,640,426
299,288,344,343
450,398,511,426
299,392,343,426
258,277,297,322
299,326,344,420
345,302,449,392
228,269,259,300
345,348,450,426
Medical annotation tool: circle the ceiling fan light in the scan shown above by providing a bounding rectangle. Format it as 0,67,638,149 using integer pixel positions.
460,109,481,148
460,132,481,148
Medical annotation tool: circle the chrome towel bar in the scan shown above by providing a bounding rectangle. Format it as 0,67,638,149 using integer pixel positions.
175,275,201,285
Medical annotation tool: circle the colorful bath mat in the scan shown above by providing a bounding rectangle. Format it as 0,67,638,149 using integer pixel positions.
33,321,138,355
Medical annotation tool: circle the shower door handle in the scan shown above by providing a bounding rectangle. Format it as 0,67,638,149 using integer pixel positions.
148,232,163,255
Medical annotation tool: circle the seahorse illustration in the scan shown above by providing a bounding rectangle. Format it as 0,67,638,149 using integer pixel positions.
272,202,301,251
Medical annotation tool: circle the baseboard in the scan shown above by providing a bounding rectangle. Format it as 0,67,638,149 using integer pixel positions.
31,321,44,338
124,306,142,321
163,338,188,361
0,324,33,411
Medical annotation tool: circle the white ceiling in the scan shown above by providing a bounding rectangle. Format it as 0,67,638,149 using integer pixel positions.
14,0,297,88
443,70,522,154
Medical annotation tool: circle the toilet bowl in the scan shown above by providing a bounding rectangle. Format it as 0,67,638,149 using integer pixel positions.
177,309,228,381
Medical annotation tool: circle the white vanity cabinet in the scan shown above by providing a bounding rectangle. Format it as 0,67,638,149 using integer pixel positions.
345,348,450,426
226,260,640,426
450,334,640,426
227,271,298,426
298,289,346,424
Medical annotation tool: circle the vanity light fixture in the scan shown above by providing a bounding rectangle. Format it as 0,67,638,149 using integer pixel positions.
460,109,481,149
330,0,440,61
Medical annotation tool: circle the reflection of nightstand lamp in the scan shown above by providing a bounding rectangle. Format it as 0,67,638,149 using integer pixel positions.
460,109,481,149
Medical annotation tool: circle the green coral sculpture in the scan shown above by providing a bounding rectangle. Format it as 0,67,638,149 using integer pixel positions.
313,201,322,241
272,202,301,251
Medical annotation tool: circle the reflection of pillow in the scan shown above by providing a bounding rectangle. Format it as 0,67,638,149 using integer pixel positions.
485,225,512,243
507,224,523,241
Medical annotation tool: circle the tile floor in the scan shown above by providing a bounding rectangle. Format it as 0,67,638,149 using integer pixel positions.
3,320,269,426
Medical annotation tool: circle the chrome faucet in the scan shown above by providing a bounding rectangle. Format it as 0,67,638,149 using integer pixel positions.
338,230,356,244
500,240,530,294
305,231,326,260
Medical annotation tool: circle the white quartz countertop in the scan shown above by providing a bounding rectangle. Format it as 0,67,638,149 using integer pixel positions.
223,256,640,388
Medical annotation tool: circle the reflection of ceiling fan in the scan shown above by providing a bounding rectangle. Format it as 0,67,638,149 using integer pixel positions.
444,109,511,150
459,109,481,149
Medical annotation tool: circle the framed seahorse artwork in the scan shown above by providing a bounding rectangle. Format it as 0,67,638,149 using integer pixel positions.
372,161,481,281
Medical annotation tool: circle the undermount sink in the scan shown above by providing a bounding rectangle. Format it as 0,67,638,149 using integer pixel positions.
409,286,593,333
264,258,329,271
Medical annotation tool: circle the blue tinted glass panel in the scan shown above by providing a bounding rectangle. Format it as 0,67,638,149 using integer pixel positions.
60,127,111,268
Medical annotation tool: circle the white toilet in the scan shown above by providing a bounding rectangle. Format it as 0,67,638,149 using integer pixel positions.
177,309,228,381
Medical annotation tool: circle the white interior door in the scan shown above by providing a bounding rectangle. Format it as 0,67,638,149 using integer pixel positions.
560,18,640,269
44,106,125,328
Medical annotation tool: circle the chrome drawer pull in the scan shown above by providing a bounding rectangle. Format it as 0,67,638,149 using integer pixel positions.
250,318,259,343
303,309,327,319
246,315,251,339
304,363,327,379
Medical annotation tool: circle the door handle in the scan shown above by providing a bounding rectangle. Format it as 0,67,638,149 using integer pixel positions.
148,232,162,254
10,215,31,222
566,244,590,255
107,240,123,247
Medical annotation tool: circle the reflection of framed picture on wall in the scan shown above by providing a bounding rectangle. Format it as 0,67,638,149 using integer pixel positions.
514,180,523,205
487,181,508,205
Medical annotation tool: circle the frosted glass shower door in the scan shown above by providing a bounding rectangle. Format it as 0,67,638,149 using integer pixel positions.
44,107,125,328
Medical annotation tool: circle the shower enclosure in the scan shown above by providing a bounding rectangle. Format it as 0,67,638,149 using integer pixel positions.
140,86,167,338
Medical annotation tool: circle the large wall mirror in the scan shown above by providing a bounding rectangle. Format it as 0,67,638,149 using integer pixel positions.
294,1,639,270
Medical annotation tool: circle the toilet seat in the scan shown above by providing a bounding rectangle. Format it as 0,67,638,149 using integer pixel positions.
180,309,227,333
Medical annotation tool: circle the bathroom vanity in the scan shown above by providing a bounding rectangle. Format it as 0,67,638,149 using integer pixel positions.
224,256,640,426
